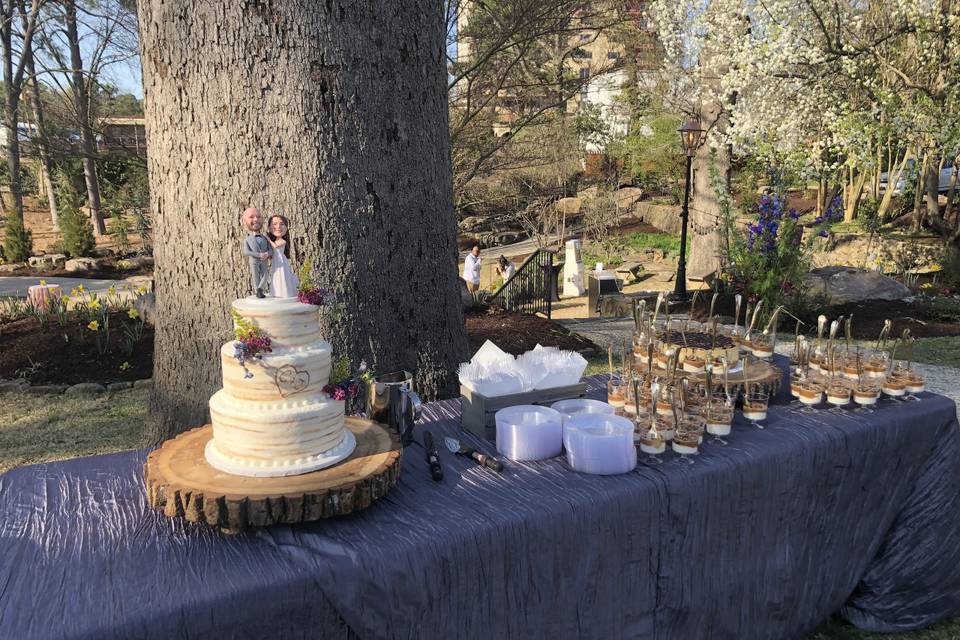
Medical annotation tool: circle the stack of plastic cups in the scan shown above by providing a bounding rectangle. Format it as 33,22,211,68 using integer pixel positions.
494,405,564,461
551,398,615,449
564,413,636,475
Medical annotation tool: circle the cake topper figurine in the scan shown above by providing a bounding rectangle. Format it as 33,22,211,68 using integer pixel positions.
241,206,271,298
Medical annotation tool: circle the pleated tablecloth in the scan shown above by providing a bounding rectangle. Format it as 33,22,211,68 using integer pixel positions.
2,359,959,640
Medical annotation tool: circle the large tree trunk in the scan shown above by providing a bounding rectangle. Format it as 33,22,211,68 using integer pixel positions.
1,25,27,259
139,0,469,442
25,54,57,230
65,0,105,237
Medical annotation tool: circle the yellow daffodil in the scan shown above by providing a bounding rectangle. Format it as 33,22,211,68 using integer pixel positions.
108,286,116,295
77,285,85,292
127,308,140,319
921,282,933,289
89,299,102,311
87,320,99,331
136,286,147,295
120,362,130,371
71,288,78,297
931,264,942,272
39,279,46,286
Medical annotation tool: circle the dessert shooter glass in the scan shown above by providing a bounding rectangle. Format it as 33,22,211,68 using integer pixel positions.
825,382,852,409
637,421,666,464
607,378,626,415
743,387,769,428
672,414,704,463
703,395,734,445
853,381,881,412
796,381,824,412
751,334,775,359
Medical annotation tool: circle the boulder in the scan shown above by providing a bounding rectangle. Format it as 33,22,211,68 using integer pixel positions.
0,262,27,273
804,267,912,304
65,257,101,272
91,247,115,258
46,253,67,268
65,382,107,396
26,384,68,395
28,255,53,268
107,381,134,392
554,196,582,215
630,202,682,235
132,292,156,325
133,378,153,390
119,255,154,269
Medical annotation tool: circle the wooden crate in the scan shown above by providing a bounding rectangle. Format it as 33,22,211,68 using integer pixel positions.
460,383,588,441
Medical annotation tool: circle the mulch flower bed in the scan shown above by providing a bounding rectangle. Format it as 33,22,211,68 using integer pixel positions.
0,312,154,385
465,307,598,355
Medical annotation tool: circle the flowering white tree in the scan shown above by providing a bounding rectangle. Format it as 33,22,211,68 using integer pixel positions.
649,0,960,238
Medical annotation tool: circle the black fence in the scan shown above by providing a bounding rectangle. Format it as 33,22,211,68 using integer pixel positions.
490,249,555,318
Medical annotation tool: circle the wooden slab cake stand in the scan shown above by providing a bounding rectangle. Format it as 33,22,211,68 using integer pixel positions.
145,417,402,532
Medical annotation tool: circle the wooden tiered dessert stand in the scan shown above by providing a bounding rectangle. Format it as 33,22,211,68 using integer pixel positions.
145,417,402,532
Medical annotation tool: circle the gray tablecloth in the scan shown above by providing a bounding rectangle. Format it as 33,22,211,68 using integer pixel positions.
1,366,959,639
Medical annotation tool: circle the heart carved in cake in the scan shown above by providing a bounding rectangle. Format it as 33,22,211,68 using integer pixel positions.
274,364,310,398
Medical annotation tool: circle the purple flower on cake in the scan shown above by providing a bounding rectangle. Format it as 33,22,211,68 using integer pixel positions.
297,287,336,307
231,309,272,379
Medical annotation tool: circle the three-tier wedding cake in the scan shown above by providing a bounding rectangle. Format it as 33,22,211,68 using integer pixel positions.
204,296,356,477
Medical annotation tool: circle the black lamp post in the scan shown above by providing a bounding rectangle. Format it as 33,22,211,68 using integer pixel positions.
673,118,705,300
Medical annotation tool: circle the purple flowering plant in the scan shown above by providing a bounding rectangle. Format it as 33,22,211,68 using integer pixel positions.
323,357,373,413
230,309,272,379
714,159,841,316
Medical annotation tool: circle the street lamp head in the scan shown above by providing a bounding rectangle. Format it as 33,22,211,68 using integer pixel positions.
678,119,705,157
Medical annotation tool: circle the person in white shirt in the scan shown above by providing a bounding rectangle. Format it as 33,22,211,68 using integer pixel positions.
463,244,481,292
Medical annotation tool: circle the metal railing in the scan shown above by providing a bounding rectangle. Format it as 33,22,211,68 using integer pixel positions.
490,248,556,318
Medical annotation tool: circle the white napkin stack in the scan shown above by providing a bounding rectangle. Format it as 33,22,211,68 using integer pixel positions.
458,340,588,397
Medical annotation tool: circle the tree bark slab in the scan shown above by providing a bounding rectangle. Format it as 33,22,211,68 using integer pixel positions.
145,417,401,532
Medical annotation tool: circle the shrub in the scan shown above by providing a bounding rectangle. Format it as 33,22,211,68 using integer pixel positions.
714,157,842,319
2,213,32,262
55,171,95,257
108,212,133,254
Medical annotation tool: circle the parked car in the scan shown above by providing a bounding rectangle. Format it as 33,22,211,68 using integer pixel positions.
879,157,957,195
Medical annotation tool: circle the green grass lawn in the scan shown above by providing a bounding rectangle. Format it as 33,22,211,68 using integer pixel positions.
583,231,681,268
0,382,957,638
0,388,150,474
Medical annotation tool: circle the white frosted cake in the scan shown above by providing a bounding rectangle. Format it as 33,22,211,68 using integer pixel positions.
204,296,356,477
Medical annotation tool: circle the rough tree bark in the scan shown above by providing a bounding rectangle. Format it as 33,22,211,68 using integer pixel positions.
139,0,469,442
25,53,57,230
64,0,105,237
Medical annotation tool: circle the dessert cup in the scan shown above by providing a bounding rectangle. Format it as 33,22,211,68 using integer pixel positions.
703,402,733,444
797,382,824,411
743,388,769,428
682,356,706,373
881,377,906,398
853,384,880,411
826,384,851,408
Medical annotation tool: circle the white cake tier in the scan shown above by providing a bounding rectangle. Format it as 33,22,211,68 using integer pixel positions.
232,296,321,350
221,339,332,401
207,390,350,476
205,427,356,478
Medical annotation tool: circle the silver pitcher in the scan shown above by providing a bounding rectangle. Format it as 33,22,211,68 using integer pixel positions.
367,370,422,446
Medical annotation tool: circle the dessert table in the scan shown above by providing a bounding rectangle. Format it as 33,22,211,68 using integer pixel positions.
2,358,959,640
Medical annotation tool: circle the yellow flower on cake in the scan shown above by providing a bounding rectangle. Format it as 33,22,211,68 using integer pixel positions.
88,320,100,331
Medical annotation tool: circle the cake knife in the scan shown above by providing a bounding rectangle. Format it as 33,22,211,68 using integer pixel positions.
444,436,504,472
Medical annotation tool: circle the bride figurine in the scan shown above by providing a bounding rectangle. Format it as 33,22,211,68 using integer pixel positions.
266,214,299,298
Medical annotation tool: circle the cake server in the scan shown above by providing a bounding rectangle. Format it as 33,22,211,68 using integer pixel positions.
444,437,504,472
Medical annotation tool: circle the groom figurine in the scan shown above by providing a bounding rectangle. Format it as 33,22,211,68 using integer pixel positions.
241,206,271,298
